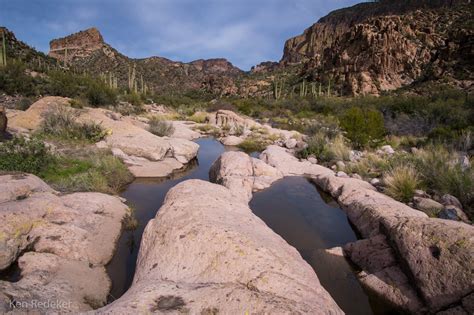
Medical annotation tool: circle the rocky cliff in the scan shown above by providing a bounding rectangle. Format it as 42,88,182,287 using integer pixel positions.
282,0,473,95
48,28,243,96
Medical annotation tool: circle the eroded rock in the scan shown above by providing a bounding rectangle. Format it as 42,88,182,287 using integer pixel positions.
96,180,343,314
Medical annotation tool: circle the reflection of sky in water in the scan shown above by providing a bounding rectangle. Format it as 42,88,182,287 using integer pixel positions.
250,176,375,315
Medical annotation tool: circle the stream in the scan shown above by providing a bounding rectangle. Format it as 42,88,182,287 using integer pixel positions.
107,137,390,314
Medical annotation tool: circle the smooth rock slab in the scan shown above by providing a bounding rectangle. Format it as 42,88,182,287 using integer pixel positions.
383,217,474,312
96,180,343,314
210,151,283,202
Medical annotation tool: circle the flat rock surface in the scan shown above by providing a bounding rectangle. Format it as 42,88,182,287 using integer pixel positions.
383,217,474,312
0,174,129,312
96,180,343,314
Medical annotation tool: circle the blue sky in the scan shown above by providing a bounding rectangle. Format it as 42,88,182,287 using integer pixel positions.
0,0,361,70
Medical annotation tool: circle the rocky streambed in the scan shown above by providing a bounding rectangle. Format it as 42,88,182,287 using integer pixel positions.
1,97,473,314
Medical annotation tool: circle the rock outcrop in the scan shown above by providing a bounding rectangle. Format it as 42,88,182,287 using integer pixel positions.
282,0,473,95
47,29,243,96
257,144,473,313
209,151,283,202
95,180,343,314
7,97,199,177
0,173,129,312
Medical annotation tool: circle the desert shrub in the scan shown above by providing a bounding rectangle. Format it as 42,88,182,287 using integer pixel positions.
187,112,208,123
305,114,342,138
413,146,473,214
69,97,87,109
298,133,328,160
237,137,267,153
16,97,35,110
86,81,117,107
340,107,385,148
148,117,175,137
233,125,245,136
0,61,38,96
345,153,391,179
121,92,143,106
384,166,421,203
330,135,351,161
195,124,220,136
207,101,237,113
42,151,132,194
40,106,107,142
0,136,54,174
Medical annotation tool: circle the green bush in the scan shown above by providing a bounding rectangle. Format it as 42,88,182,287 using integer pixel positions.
0,136,54,174
340,107,385,148
40,106,107,142
148,117,175,137
86,81,117,107
41,151,133,194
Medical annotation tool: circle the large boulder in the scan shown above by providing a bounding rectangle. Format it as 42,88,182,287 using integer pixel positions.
8,97,199,177
96,180,343,314
260,145,333,177
0,174,129,312
383,218,474,312
7,96,70,132
209,151,283,202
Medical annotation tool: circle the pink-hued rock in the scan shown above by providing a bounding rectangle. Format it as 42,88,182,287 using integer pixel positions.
96,180,343,314
209,151,283,202
383,217,474,312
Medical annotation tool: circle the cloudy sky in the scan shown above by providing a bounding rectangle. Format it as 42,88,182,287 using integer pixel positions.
1,0,361,70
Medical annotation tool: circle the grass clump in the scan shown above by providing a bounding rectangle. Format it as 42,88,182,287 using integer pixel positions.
148,117,175,137
0,136,54,174
298,133,351,163
41,151,133,194
40,106,107,143
384,166,421,203
187,112,208,123
237,137,267,153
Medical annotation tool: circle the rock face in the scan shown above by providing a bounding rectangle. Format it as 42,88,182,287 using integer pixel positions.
282,0,473,95
95,180,343,314
7,97,199,177
49,27,105,63
256,144,474,312
0,174,129,312
47,29,243,96
209,151,283,202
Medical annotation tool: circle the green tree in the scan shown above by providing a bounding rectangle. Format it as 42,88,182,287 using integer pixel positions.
341,107,385,148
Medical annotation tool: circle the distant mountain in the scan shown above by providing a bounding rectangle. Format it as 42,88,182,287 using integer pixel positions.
48,27,243,96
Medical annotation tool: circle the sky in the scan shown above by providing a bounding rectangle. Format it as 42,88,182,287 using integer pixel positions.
0,0,362,70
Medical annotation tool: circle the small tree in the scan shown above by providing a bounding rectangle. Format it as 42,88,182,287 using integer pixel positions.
341,107,385,148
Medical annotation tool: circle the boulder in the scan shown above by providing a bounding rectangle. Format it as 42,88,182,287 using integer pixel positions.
381,145,395,154
382,217,474,312
209,151,283,202
0,174,129,312
7,97,199,178
337,185,427,237
336,171,349,178
221,135,244,146
285,138,297,149
413,197,444,216
260,145,333,177
7,96,71,131
441,194,463,209
308,157,318,164
170,121,201,140
96,180,343,314
438,205,470,223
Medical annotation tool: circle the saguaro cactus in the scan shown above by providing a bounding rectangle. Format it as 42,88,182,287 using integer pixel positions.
273,77,283,100
0,30,7,67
